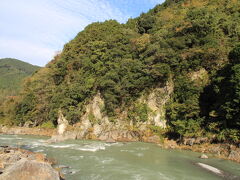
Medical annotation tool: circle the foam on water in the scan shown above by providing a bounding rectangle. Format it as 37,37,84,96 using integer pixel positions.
35,149,44,152
0,137,14,140
74,145,106,152
120,149,135,153
101,157,114,164
70,155,84,160
136,153,144,157
41,142,110,152
132,174,144,180
136,147,149,151
157,172,173,180
48,144,76,149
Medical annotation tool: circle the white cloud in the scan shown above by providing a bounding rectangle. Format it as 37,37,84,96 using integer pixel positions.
0,38,55,66
0,0,129,66
0,0,164,66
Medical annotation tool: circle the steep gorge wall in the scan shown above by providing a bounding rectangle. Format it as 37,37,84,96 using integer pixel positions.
56,81,174,142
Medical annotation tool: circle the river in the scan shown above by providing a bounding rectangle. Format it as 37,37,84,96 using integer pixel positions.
0,134,239,180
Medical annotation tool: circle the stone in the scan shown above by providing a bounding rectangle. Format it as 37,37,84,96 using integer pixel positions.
209,145,221,155
110,130,119,140
105,138,116,143
98,134,108,141
183,138,196,146
23,121,34,128
163,139,178,149
195,137,209,144
228,149,240,162
0,159,61,180
57,110,69,135
137,81,174,129
145,135,161,143
93,124,103,137
7,154,21,163
200,154,208,159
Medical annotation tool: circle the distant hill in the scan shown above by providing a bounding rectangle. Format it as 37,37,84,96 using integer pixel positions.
0,58,40,101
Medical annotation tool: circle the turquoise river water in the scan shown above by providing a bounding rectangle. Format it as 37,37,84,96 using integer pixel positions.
0,134,239,180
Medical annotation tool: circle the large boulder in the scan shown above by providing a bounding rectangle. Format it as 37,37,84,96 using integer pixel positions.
183,138,196,146
228,149,240,162
0,159,61,180
200,154,209,159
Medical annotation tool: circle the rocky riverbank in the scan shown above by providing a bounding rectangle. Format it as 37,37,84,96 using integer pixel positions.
1,126,240,164
0,146,63,180
0,126,55,137
178,142,240,163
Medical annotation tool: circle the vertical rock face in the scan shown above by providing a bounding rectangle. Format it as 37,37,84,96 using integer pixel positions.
189,68,209,86
78,93,110,138
138,81,174,128
47,81,174,143
57,110,68,135
75,81,173,141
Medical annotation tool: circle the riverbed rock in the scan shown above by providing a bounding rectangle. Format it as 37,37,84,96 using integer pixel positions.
163,139,178,149
142,135,161,144
105,137,116,143
200,154,208,159
0,159,60,180
183,138,196,146
195,137,209,144
228,149,240,162
0,126,55,136
23,121,35,128
0,147,63,180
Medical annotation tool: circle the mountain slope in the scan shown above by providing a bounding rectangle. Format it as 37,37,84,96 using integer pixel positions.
0,58,40,100
2,0,240,142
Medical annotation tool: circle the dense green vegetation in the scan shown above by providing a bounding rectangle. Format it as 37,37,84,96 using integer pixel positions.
0,58,40,102
1,0,240,143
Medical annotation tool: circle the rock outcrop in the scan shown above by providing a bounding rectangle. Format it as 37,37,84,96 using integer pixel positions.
57,110,69,135
68,82,174,142
0,146,63,180
0,159,60,180
228,149,240,162
137,80,174,129
0,126,55,137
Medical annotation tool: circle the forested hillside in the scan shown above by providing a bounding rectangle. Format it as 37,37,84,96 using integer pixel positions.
0,58,40,102
1,0,240,143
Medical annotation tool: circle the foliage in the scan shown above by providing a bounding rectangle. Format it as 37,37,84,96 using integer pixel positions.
200,44,240,142
1,0,240,143
128,103,151,124
229,44,240,64
40,121,55,129
0,58,40,103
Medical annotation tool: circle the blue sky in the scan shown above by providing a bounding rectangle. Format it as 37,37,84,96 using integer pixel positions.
0,0,164,66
